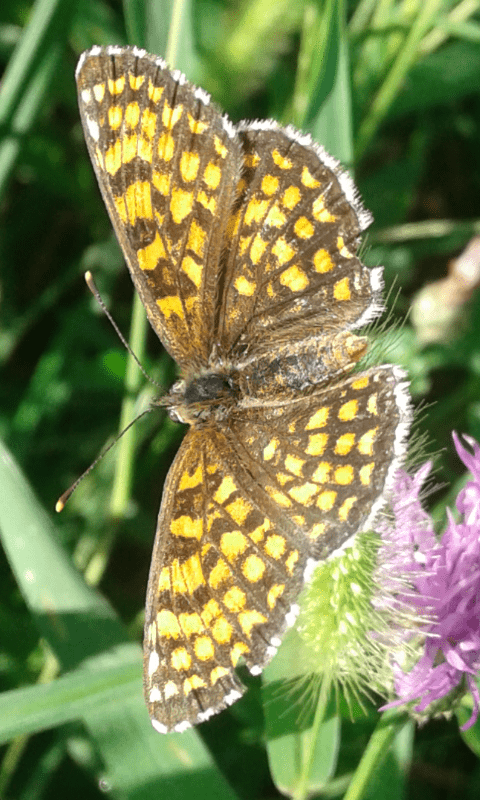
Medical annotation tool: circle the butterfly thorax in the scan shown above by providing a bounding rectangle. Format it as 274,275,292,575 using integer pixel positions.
162,330,368,425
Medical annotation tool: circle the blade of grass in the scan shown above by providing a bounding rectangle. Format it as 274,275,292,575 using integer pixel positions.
0,0,76,198
0,656,141,745
288,0,336,125
372,218,480,244
110,0,192,520
0,440,124,667
220,0,301,77
342,711,411,800
419,0,480,55
0,0,69,124
0,46,60,199
356,0,445,159
286,0,353,166
123,0,148,49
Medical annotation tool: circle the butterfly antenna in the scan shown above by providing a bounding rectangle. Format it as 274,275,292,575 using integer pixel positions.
55,407,152,512
84,271,161,389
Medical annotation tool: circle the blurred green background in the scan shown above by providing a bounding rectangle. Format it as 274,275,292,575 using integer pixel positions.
2,0,480,798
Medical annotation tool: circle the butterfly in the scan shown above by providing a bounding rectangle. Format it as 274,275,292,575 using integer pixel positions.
76,45,411,733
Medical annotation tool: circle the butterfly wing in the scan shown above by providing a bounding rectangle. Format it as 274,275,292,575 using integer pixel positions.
76,47,412,735
144,427,308,732
216,124,381,361
228,365,411,560
144,365,411,732
76,46,243,370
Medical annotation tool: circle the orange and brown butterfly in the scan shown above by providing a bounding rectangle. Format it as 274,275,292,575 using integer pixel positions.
75,45,411,734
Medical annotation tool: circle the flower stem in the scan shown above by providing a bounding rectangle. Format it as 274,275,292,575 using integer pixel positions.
343,710,410,800
294,673,333,800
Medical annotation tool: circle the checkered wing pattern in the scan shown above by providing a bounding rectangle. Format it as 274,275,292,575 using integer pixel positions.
228,366,406,560
144,427,306,731
76,47,243,369
218,125,381,358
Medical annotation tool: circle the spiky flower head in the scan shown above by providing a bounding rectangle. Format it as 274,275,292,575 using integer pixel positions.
298,433,480,730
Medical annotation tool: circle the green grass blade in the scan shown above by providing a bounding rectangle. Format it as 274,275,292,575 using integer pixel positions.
307,0,353,166
0,657,141,744
0,0,66,125
356,0,445,158
110,0,194,520
123,0,148,49
287,0,353,166
0,437,126,669
0,438,125,655
343,712,412,800
0,0,76,199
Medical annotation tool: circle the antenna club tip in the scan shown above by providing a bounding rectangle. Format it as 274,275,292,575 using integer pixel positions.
55,499,65,513
85,270,93,283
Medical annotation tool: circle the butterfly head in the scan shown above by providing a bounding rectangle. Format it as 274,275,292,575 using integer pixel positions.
161,368,238,425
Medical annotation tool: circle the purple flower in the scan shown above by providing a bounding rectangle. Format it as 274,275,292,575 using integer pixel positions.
379,433,480,730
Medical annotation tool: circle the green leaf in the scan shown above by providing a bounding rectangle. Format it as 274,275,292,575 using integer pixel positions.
292,0,353,166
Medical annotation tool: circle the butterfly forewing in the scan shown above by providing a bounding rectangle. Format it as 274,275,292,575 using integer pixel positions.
217,125,381,356
76,47,243,369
